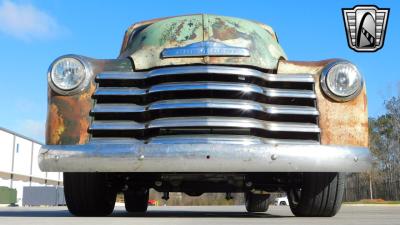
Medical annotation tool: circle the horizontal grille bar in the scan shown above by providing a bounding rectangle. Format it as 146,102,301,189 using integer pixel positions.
94,82,316,99
90,135,320,145
89,116,320,133
92,99,319,116
97,65,314,83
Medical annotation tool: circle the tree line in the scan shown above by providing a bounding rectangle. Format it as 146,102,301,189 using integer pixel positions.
344,96,400,201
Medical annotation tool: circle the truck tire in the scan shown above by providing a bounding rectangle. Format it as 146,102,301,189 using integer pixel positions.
288,172,345,217
245,192,270,212
64,173,116,216
124,188,149,213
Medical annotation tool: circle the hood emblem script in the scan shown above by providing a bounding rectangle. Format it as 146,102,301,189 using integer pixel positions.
161,41,250,58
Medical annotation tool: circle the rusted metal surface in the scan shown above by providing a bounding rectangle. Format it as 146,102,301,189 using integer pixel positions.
46,58,133,145
205,15,286,68
120,14,286,70
277,60,368,147
46,83,94,145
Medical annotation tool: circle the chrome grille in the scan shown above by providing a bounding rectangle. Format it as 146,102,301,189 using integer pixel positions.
90,65,319,144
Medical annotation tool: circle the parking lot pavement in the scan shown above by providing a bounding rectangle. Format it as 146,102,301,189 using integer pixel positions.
0,205,399,225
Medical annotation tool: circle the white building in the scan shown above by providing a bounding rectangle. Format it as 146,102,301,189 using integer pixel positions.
0,127,62,205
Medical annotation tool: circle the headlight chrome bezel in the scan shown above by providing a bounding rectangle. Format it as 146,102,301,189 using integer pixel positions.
320,60,364,102
48,55,92,95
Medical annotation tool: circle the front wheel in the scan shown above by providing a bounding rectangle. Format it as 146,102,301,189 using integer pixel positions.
245,192,270,212
288,172,345,217
64,173,116,216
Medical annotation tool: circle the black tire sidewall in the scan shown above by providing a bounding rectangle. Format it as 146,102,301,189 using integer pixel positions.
64,172,116,216
245,192,270,212
288,172,345,217
124,188,149,213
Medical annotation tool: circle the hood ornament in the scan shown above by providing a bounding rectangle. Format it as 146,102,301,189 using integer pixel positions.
161,41,250,58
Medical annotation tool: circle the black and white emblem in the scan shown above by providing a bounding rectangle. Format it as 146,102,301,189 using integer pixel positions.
342,5,390,52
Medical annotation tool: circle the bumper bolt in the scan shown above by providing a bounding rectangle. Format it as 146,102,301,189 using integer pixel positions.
271,154,278,160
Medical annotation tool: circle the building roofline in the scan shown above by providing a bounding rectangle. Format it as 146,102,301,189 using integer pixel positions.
0,127,44,145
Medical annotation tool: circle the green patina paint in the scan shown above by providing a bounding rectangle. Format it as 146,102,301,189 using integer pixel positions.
101,58,133,72
127,15,203,52
122,14,287,70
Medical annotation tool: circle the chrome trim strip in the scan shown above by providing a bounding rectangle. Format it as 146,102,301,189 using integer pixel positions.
90,138,142,144
91,99,319,116
161,41,250,58
94,82,316,99
39,143,372,172
97,65,314,83
94,87,146,96
89,117,320,133
92,104,144,113
91,135,320,145
90,120,144,130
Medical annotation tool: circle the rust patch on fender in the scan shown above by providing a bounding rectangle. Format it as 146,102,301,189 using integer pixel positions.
46,104,64,144
46,84,93,145
278,60,368,147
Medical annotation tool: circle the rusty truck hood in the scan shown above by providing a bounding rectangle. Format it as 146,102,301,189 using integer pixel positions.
120,14,287,70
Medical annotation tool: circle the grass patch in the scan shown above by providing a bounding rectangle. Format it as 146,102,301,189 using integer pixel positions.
344,199,400,204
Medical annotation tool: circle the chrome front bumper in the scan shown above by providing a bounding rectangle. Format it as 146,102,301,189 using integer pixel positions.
39,142,372,173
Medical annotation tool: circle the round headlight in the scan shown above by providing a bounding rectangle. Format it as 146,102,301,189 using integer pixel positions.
321,61,363,101
48,55,90,95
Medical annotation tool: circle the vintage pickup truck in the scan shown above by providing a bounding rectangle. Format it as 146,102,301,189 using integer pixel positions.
39,14,371,217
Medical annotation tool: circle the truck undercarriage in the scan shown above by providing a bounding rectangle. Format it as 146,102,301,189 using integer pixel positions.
62,172,346,216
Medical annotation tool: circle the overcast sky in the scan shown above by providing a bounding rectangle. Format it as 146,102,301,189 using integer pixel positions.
0,0,398,142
